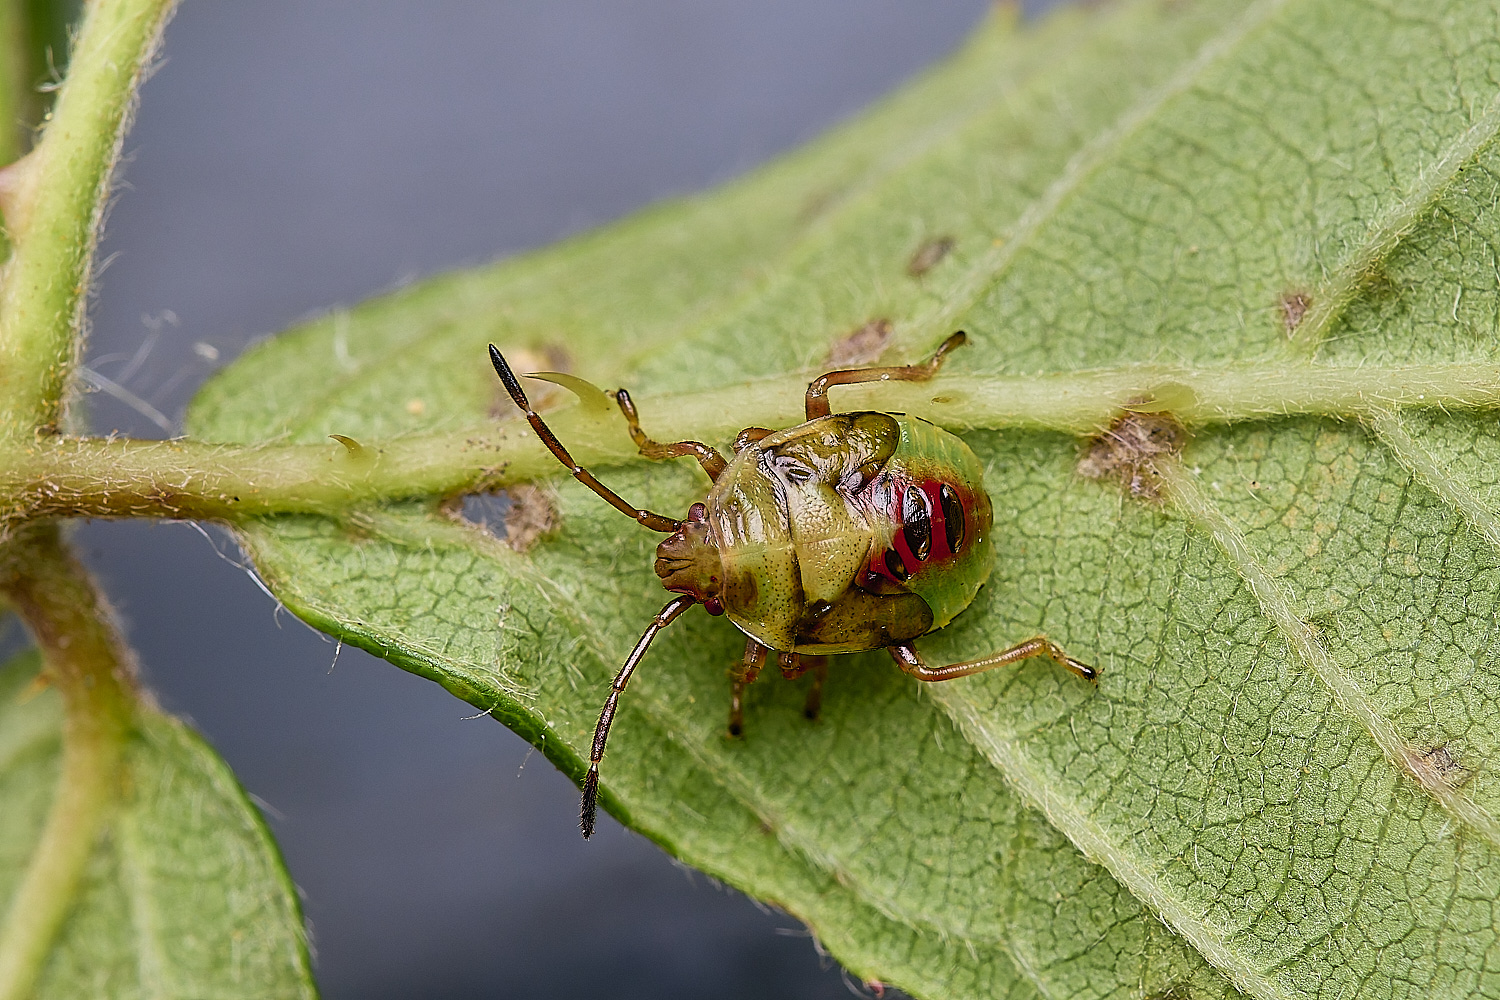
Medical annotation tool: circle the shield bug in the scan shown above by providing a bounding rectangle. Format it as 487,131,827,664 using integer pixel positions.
488,333,1096,838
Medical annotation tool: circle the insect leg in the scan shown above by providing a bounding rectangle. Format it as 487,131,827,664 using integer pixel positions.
889,637,1097,683
581,594,696,839
801,656,828,721
615,388,728,481
733,427,774,452
728,638,768,737
804,330,967,421
489,345,682,534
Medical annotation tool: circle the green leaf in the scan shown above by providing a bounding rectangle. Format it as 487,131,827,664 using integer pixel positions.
187,0,1500,997
0,648,317,998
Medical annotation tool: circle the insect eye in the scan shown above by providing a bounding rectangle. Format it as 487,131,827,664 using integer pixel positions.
939,484,965,553
901,486,932,561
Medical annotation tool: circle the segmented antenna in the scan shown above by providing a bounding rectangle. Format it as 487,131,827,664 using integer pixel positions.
580,594,695,838
489,345,681,533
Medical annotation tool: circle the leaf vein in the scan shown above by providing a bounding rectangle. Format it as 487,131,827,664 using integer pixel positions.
615,687,1061,1000
1154,458,1500,850
928,684,1293,1000
910,0,1291,347
1291,81,1500,354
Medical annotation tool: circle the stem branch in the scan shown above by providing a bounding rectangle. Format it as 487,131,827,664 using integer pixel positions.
0,0,175,438
0,522,136,1000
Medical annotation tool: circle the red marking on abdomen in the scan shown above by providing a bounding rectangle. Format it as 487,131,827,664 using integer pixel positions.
862,477,967,588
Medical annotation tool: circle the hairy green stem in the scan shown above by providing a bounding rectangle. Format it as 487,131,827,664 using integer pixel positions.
0,0,25,166
0,0,175,438
0,523,136,1000
3,360,1500,522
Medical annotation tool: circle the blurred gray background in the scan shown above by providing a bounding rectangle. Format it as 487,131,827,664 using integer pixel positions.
69,2,1062,996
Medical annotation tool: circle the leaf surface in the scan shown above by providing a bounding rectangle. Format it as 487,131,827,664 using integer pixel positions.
188,1,1500,997
0,650,317,998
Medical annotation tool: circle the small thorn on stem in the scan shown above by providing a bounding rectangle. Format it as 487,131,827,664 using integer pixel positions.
328,433,364,457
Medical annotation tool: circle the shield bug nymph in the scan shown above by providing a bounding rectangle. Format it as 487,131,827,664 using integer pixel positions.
489,333,1096,838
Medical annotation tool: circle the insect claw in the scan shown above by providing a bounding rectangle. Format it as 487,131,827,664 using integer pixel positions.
1065,656,1099,683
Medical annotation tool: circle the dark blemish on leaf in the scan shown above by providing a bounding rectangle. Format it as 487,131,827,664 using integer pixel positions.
446,483,561,552
487,345,572,419
826,319,893,366
1278,290,1312,333
501,483,561,551
1077,408,1188,501
1409,744,1470,789
906,236,955,277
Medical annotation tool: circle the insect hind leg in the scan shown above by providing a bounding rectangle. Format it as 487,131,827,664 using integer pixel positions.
616,388,728,481
728,638,768,737
890,637,1096,683
804,330,967,421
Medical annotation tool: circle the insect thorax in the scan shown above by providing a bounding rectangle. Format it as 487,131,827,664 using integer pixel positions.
701,412,994,655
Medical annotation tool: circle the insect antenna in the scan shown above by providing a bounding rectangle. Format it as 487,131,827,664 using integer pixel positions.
581,594,696,838
489,345,681,533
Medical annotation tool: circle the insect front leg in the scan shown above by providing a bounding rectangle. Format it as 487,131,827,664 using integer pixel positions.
772,652,827,720
890,637,1097,683
728,638,768,737
615,387,728,481
804,330,967,420
733,427,774,452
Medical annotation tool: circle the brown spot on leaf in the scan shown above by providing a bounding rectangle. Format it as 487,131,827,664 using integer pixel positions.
906,236,955,277
1078,409,1187,501
1278,290,1312,333
500,484,561,551
445,483,561,552
825,319,893,366
1408,744,1470,790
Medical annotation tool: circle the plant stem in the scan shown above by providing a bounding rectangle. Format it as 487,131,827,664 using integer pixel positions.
5,360,1500,523
0,0,175,438
0,0,25,166
0,522,135,1000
